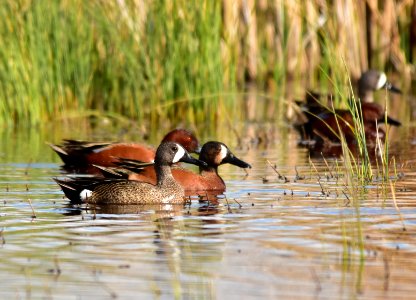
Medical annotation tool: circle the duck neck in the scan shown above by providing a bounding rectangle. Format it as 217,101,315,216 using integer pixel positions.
200,165,218,175
358,90,374,103
155,163,176,187
200,165,225,189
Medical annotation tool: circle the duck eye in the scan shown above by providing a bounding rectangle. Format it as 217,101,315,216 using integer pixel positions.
172,146,178,151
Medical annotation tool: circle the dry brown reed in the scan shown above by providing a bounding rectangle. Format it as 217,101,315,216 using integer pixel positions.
181,0,416,90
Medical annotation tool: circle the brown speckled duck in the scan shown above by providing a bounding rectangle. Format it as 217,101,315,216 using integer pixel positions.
54,142,207,205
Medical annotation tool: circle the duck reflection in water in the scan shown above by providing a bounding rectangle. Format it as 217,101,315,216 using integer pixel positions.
60,199,223,218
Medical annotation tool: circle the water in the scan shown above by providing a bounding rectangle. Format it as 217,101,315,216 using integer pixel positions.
1,122,416,299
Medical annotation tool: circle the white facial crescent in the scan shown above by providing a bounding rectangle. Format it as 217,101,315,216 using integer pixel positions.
376,73,387,90
172,144,186,163
219,145,228,161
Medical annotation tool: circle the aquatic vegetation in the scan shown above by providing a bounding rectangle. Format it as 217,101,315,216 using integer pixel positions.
0,1,413,126
0,0,226,126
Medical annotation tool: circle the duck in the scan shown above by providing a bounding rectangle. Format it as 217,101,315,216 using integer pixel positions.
307,100,401,144
54,142,208,205
95,141,252,193
48,129,201,173
296,70,402,145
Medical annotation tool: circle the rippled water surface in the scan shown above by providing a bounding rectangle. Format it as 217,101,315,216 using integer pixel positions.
2,123,416,299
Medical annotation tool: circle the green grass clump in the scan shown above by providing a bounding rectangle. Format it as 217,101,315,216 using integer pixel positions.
0,0,228,126
0,1,94,125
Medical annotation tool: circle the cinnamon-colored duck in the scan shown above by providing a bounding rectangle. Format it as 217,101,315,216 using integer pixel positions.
49,129,200,173
96,141,251,193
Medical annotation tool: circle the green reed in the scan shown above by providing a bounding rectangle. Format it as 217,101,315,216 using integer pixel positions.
341,80,399,186
0,1,94,125
337,101,367,264
0,0,228,126
347,96,373,183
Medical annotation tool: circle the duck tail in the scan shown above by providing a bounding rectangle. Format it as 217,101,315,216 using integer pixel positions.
53,178,84,204
47,143,70,163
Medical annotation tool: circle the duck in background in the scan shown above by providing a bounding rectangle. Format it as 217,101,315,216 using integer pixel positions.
95,141,251,194
49,129,201,174
54,142,208,205
295,69,402,146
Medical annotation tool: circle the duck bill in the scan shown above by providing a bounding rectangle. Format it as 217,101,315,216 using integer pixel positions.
384,82,402,94
223,154,252,169
385,116,402,126
180,153,208,168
